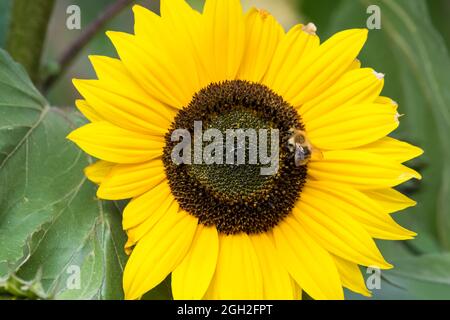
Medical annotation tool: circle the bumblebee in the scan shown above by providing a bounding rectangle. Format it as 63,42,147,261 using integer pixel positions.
287,129,315,167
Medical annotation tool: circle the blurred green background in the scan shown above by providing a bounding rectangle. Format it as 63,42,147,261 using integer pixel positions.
0,0,450,300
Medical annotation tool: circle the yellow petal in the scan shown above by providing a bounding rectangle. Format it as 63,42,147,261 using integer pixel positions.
376,96,398,108
363,188,417,214
333,255,371,297
132,4,203,104
123,210,197,300
159,0,210,88
238,8,284,82
354,137,424,163
67,122,164,164
263,24,319,90
202,0,245,82
97,159,166,200
249,233,297,299
204,233,263,299
292,279,302,300
107,29,195,109
75,100,103,122
84,160,115,185
172,225,219,300
282,29,368,107
132,4,163,46
125,192,177,249
293,200,392,269
123,180,173,230
124,237,135,256
89,55,175,120
273,217,344,300
73,78,170,136
300,68,384,119
89,55,174,120
347,58,361,71
303,180,416,240
308,150,422,189
306,103,399,150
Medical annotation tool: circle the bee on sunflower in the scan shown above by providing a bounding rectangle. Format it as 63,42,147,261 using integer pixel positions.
68,0,423,300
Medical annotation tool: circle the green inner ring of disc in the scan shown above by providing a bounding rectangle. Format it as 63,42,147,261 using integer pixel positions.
187,108,275,198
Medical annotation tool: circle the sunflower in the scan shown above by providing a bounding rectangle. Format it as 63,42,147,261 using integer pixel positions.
68,0,423,300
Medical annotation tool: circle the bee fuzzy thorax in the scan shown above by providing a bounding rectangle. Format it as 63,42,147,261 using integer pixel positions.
288,129,316,167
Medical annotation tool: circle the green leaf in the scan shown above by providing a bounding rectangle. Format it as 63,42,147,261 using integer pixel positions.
0,48,128,299
389,253,450,285
381,253,450,300
344,250,450,300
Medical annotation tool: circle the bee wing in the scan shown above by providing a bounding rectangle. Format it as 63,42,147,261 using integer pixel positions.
310,146,324,161
294,145,308,166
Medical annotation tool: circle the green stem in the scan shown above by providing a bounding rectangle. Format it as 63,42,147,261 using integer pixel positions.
6,0,55,84
0,273,48,300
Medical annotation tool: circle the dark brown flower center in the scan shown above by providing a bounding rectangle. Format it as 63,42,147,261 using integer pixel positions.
163,80,307,235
